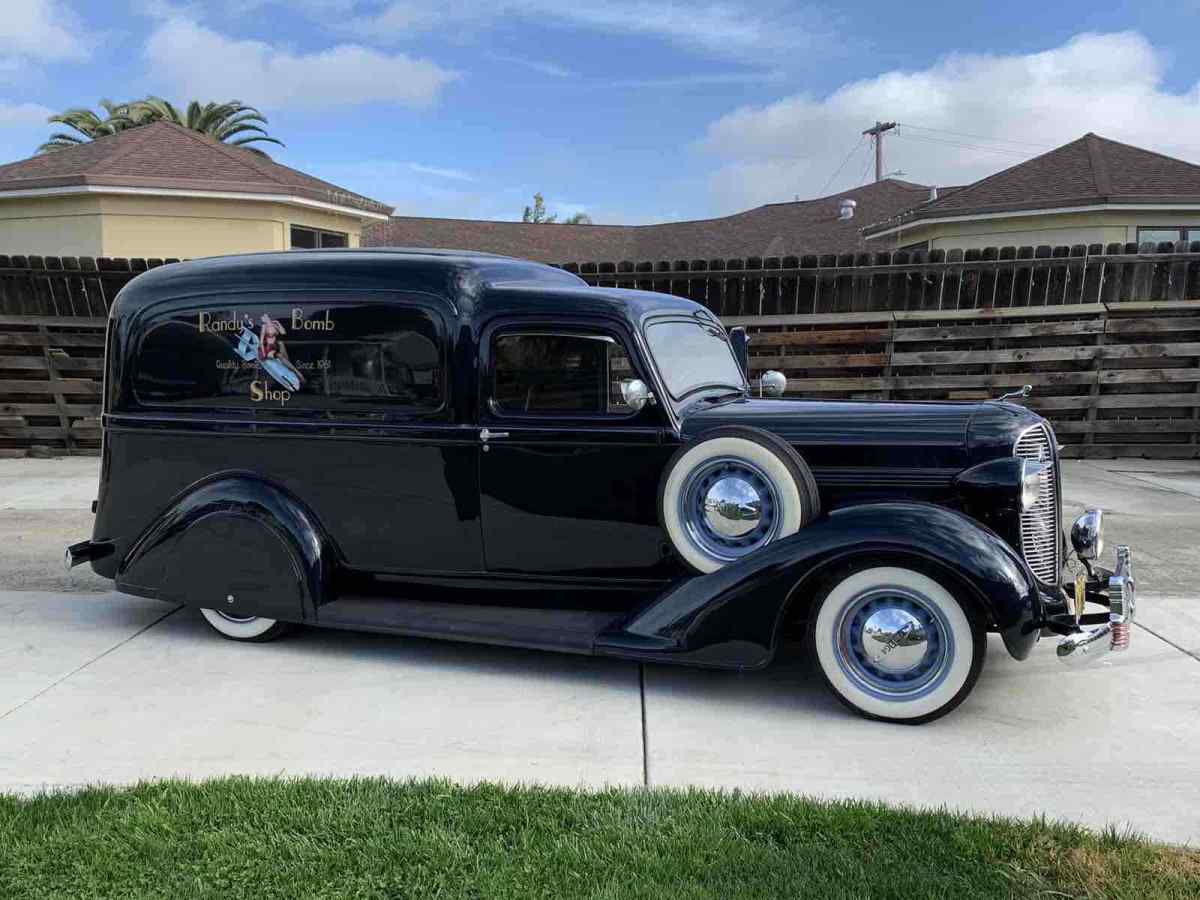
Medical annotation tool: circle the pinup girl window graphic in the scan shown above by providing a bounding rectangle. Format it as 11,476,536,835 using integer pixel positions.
258,314,305,387
233,313,306,392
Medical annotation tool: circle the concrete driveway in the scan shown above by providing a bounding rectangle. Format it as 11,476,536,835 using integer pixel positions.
1,458,1198,845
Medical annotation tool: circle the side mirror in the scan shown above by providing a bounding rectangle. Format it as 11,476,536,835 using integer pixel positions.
760,370,787,397
620,378,652,411
728,327,749,378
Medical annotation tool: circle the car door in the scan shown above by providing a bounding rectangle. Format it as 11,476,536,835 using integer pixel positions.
477,319,678,579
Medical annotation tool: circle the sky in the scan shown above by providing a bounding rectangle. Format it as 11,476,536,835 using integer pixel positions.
3,1,1200,224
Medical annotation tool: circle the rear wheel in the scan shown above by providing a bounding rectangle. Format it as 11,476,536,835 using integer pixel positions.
808,566,985,724
200,608,292,643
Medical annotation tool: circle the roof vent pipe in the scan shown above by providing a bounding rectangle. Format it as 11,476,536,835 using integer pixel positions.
929,186,938,201
838,198,857,221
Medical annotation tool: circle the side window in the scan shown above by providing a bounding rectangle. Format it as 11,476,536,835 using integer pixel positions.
133,299,444,417
492,333,637,416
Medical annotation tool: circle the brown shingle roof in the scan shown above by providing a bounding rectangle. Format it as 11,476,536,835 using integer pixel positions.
365,179,937,263
864,133,1200,235
0,121,392,217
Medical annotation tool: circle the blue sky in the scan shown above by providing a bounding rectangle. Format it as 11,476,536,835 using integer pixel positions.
3,1,1200,223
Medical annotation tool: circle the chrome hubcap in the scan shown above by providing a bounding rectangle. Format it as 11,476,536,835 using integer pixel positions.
834,587,953,701
681,457,780,562
702,476,762,538
860,607,928,674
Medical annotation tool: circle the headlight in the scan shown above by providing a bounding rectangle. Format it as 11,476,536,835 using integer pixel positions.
1019,460,1047,512
1071,508,1104,560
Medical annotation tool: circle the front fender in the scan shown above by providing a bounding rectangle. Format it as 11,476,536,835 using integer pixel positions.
117,472,336,622
596,502,1041,669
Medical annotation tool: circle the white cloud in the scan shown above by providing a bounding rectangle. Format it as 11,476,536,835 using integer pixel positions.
701,32,1200,211
144,17,459,111
408,162,475,181
0,0,91,62
0,101,53,127
341,1,836,59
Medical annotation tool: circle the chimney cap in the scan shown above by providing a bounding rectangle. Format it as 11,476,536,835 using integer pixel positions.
838,198,857,220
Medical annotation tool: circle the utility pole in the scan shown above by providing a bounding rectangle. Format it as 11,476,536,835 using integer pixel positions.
862,121,897,182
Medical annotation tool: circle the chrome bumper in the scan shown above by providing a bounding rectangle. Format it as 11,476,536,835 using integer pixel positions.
1056,545,1135,666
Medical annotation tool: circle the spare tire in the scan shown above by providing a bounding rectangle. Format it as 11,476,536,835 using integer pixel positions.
659,426,820,573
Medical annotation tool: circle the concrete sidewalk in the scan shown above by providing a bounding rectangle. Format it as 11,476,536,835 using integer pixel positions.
1,457,1199,844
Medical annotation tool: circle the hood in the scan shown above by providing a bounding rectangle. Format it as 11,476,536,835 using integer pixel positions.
679,396,1042,493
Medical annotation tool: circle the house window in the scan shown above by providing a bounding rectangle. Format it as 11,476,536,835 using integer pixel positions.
290,226,350,249
1136,227,1198,246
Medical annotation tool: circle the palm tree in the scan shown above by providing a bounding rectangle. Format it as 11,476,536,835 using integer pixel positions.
37,99,141,153
37,98,284,155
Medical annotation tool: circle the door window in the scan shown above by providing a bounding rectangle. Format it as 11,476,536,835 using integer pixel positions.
491,333,638,416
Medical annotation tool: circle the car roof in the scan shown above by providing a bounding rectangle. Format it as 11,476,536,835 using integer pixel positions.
110,248,710,324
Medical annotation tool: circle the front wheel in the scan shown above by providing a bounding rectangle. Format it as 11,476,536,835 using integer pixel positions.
200,608,293,643
809,566,985,724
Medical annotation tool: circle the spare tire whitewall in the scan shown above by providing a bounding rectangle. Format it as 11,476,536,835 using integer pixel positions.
810,566,985,724
659,427,820,574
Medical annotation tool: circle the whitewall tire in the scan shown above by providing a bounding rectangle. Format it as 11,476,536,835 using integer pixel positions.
659,427,820,574
810,566,985,724
200,608,291,642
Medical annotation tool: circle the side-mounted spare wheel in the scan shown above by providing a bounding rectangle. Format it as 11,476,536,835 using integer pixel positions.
659,426,821,574
809,565,986,724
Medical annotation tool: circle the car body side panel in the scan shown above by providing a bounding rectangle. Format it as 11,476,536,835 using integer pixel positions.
595,501,1042,669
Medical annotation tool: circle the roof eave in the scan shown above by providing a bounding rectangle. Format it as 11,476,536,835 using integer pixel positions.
863,197,1200,239
0,178,393,221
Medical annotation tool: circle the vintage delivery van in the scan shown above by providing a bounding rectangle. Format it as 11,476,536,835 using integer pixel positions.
67,249,1136,723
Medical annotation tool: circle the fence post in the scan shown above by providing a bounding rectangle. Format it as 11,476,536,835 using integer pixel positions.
761,257,780,316
1085,306,1109,450
799,254,818,313
38,322,74,454
725,258,744,316
780,256,798,315
707,259,725,314
635,261,654,292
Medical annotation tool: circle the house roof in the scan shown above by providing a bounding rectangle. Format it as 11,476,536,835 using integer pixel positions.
863,133,1200,237
365,179,940,263
0,121,392,219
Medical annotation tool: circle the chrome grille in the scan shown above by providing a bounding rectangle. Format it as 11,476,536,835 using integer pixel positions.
1014,423,1060,583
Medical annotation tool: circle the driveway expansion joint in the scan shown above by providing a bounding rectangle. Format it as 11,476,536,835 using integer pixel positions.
0,604,182,722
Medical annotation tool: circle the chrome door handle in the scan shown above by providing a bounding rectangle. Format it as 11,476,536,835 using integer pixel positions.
479,428,509,442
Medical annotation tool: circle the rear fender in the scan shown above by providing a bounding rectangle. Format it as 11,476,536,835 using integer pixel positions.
117,472,336,622
595,502,1041,669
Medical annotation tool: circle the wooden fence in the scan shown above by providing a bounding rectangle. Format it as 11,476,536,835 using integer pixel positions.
0,315,105,457
732,300,1200,459
560,241,1200,313
0,255,178,317
3,245,1200,457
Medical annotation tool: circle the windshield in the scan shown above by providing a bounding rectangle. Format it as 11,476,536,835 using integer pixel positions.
644,319,746,401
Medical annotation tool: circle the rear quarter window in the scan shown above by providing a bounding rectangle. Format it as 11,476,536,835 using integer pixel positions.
132,298,446,418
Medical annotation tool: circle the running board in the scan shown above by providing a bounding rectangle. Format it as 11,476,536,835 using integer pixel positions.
317,595,621,655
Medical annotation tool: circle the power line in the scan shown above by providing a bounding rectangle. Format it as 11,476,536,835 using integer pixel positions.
818,136,866,196
893,132,1035,159
856,147,875,186
897,123,1050,151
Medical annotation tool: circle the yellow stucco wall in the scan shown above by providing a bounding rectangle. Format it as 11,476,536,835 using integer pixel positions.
879,210,1200,252
0,192,368,258
0,195,105,257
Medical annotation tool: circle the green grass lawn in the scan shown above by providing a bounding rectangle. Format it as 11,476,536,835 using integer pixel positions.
1,778,1195,899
